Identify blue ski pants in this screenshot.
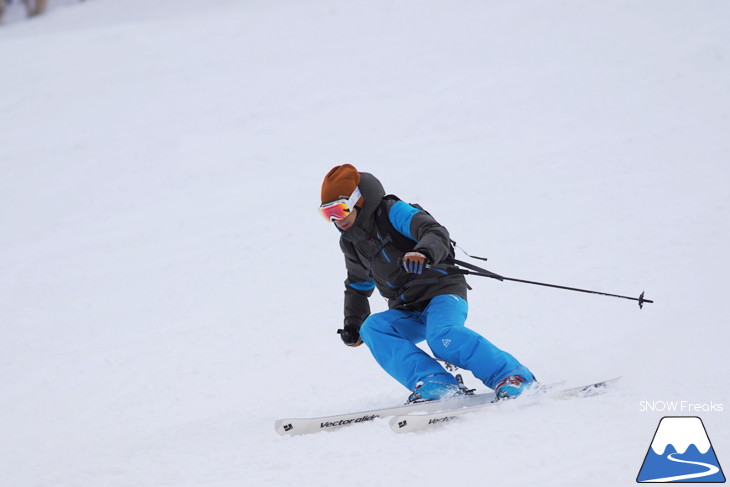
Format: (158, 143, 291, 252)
(359, 294, 533, 391)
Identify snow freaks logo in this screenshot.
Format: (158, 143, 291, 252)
(637, 416, 725, 483)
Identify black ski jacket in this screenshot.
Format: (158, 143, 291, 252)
(338, 172, 468, 329)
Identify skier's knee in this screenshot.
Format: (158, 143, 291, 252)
(426, 328, 458, 362)
(427, 327, 482, 366)
(359, 315, 385, 343)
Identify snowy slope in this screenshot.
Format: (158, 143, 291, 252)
(1, 1, 729, 486)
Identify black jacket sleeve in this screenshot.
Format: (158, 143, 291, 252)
(408, 210, 453, 265)
(340, 238, 374, 328)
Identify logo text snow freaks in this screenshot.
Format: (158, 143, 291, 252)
(320, 414, 377, 429)
(637, 416, 725, 483)
(640, 401, 724, 413)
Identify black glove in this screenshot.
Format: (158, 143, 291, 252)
(337, 323, 362, 347)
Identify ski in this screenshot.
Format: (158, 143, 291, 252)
(275, 380, 565, 436)
(275, 391, 498, 436)
(389, 377, 620, 434)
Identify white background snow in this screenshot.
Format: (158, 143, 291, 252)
(1, 1, 729, 486)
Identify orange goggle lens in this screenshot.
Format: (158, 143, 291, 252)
(319, 186, 361, 222)
(319, 201, 351, 221)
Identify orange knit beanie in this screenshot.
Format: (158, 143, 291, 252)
(321, 164, 364, 206)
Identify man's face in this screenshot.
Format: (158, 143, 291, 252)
(334, 207, 358, 231)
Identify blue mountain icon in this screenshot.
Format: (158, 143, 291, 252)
(637, 417, 725, 483)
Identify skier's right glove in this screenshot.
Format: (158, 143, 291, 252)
(403, 251, 428, 274)
(337, 323, 363, 347)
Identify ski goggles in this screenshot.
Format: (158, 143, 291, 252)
(319, 187, 362, 222)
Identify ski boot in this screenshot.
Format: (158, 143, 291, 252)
(407, 374, 473, 404)
(494, 375, 535, 400)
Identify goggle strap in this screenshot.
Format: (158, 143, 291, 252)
(347, 186, 362, 208)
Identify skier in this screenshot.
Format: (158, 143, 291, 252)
(319, 164, 536, 402)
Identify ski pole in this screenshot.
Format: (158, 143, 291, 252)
(429, 261, 654, 309)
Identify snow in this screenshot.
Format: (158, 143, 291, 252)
(1, 1, 729, 486)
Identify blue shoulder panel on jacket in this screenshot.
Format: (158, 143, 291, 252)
(388, 201, 422, 242)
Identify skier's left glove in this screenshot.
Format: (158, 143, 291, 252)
(337, 323, 363, 347)
(403, 251, 428, 274)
